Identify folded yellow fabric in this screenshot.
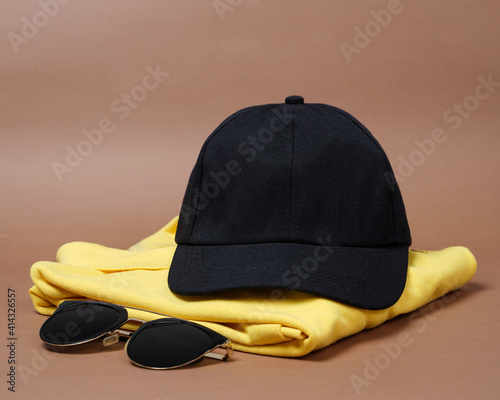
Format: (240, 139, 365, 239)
(29, 216, 477, 357)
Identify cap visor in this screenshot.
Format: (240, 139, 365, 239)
(168, 242, 408, 310)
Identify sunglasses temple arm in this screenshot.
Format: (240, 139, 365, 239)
(204, 341, 233, 361)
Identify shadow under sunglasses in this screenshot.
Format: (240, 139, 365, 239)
(39, 300, 233, 369)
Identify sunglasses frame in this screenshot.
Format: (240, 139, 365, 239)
(39, 300, 233, 369)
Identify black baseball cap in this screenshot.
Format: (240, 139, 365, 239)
(168, 96, 411, 310)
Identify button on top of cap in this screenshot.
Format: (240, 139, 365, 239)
(285, 95, 304, 104)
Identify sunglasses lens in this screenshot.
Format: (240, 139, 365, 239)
(126, 319, 225, 369)
(40, 303, 125, 345)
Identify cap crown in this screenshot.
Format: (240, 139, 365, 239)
(176, 101, 411, 248)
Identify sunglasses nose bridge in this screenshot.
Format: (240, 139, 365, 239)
(103, 333, 120, 347)
(127, 317, 146, 324)
(107, 317, 147, 344)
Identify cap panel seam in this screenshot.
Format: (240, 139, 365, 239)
(288, 105, 296, 240)
(314, 104, 399, 243)
(189, 105, 267, 242)
(282, 112, 288, 239)
(293, 105, 302, 239)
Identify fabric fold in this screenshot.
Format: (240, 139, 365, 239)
(29, 217, 477, 357)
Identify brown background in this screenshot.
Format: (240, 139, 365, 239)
(1, 1, 499, 399)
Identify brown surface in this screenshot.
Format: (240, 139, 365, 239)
(1, 1, 499, 399)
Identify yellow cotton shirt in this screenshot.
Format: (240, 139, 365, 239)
(29, 216, 477, 357)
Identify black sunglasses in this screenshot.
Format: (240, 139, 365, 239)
(39, 300, 233, 369)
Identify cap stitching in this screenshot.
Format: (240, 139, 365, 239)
(314, 104, 399, 243)
(176, 243, 407, 299)
(188, 105, 266, 242)
(288, 105, 296, 240)
(293, 105, 301, 239)
(281, 107, 288, 239)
